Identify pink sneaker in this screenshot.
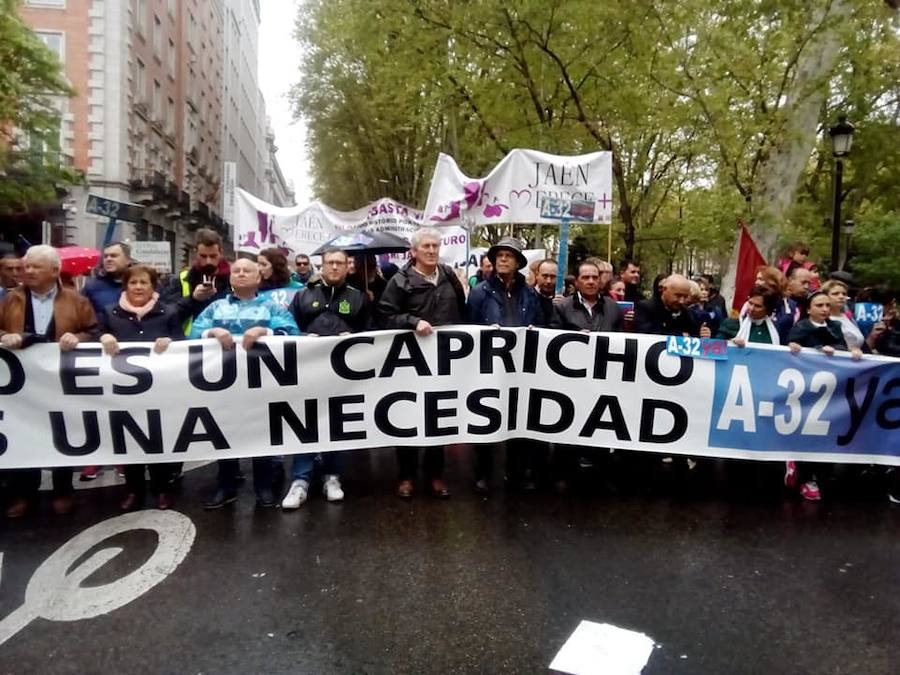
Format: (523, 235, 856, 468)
(784, 461, 797, 488)
(800, 481, 821, 501)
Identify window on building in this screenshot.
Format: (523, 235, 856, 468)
(34, 32, 65, 63)
(135, 59, 146, 103)
(167, 38, 175, 79)
(188, 12, 197, 48)
(166, 97, 174, 134)
(153, 15, 162, 59)
(135, 0, 146, 36)
(26, 0, 66, 7)
(152, 80, 161, 120)
(133, 139, 146, 176)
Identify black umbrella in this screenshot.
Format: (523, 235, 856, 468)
(311, 229, 410, 256)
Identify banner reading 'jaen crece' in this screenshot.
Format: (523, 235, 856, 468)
(0, 328, 897, 469)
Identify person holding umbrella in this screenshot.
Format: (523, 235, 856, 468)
(313, 230, 409, 307)
(348, 253, 387, 304)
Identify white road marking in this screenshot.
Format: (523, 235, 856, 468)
(0, 510, 196, 646)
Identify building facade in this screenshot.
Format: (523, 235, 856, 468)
(264, 120, 295, 207)
(18, 0, 281, 269)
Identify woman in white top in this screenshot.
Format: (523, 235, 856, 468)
(822, 279, 865, 349)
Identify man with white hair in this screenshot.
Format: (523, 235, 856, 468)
(0, 245, 98, 518)
(377, 227, 467, 499)
(633, 274, 711, 337)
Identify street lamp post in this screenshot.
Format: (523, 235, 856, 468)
(828, 115, 854, 271)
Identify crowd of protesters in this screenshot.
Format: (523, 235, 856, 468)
(0, 230, 898, 518)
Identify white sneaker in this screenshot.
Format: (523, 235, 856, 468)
(281, 480, 308, 509)
(323, 475, 344, 502)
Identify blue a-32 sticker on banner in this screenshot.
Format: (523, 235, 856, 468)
(666, 336, 728, 361)
(854, 303, 883, 337)
(708, 348, 900, 456)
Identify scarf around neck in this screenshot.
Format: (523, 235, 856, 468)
(736, 314, 780, 345)
(119, 291, 159, 320)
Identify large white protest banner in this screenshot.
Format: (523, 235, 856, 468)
(234, 189, 470, 267)
(0, 329, 897, 469)
(423, 149, 614, 226)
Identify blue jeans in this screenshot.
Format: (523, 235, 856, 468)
(291, 452, 341, 483)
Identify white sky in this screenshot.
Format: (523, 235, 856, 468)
(258, 0, 312, 206)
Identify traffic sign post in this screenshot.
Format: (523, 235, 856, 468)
(85, 194, 145, 248)
(556, 218, 570, 295)
(102, 219, 118, 248)
(540, 197, 595, 295)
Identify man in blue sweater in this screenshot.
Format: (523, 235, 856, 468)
(191, 257, 299, 509)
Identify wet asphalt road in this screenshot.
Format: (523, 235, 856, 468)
(1, 447, 900, 674)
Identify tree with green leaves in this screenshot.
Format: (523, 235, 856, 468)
(291, 0, 898, 288)
(0, 0, 80, 214)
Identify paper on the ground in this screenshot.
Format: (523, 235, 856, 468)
(549, 621, 655, 675)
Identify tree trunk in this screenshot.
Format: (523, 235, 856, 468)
(720, 0, 853, 307)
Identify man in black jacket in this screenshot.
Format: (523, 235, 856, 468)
(282, 248, 369, 510)
(549, 260, 623, 491)
(290, 249, 370, 335)
(532, 258, 558, 325)
(619, 259, 643, 302)
(551, 261, 623, 332)
(377, 227, 467, 499)
(633, 274, 711, 337)
(160, 228, 231, 336)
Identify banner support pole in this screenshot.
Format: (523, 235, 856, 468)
(556, 217, 570, 295)
(607, 220, 612, 264)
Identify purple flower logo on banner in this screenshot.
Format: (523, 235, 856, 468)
(431, 181, 486, 222)
(241, 211, 277, 250)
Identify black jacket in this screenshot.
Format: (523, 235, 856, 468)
(875, 323, 900, 357)
(467, 274, 546, 327)
(99, 301, 183, 342)
(348, 273, 387, 305)
(160, 261, 231, 324)
(551, 293, 622, 332)
(633, 296, 699, 336)
(289, 280, 370, 335)
(624, 283, 643, 303)
(787, 319, 848, 350)
(377, 261, 467, 329)
(536, 292, 555, 327)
